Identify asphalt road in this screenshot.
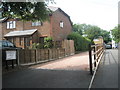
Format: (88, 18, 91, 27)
(2, 52, 92, 88)
(91, 49, 118, 88)
(2, 69, 92, 88)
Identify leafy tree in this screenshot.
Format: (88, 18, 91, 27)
(111, 25, 120, 43)
(1, 1, 54, 21)
(84, 25, 101, 40)
(73, 24, 83, 35)
(72, 23, 111, 43)
(100, 30, 111, 44)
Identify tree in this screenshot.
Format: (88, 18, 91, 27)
(1, 1, 54, 21)
(72, 23, 111, 43)
(100, 30, 111, 43)
(111, 25, 120, 43)
(84, 25, 101, 40)
(73, 24, 86, 35)
(72, 23, 92, 35)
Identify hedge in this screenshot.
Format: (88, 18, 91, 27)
(67, 32, 92, 51)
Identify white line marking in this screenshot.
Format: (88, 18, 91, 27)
(88, 51, 104, 90)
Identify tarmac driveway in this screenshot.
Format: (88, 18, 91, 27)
(2, 52, 92, 88)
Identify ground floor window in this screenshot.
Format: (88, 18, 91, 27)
(24, 37, 30, 46)
(19, 37, 23, 46)
(13, 38, 16, 45)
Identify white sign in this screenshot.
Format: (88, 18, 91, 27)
(6, 51, 16, 60)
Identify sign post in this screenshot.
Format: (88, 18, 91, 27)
(5, 50, 17, 69)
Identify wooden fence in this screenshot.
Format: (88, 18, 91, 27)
(89, 44, 105, 75)
(17, 40, 75, 65)
(18, 47, 74, 65)
(2, 40, 75, 67)
(62, 40, 75, 56)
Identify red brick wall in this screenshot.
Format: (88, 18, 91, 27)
(22, 21, 51, 37)
(51, 9, 72, 41)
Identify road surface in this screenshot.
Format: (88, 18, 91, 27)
(2, 52, 92, 88)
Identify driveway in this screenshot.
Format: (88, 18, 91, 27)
(29, 51, 89, 71)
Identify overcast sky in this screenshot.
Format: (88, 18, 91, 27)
(48, 0, 119, 31)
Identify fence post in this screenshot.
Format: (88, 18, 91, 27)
(35, 49, 38, 63)
(89, 44, 93, 75)
(17, 49, 19, 65)
(94, 46, 96, 67)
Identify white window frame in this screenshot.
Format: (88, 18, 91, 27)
(7, 21, 16, 29)
(60, 21, 64, 28)
(32, 21, 42, 26)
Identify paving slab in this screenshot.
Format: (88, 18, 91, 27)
(91, 49, 118, 88)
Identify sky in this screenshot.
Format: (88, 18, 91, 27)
(48, 0, 119, 31)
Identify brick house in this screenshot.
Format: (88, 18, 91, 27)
(1, 6, 72, 49)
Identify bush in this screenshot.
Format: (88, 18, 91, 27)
(30, 43, 44, 49)
(30, 37, 53, 49)
(44, 37, 53, 48)
(67, 32, 91, 51)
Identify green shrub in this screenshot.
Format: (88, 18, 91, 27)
(67, 32, 92, 51)
(31, 43, 44, 49)
(30, 37, 53, 49)
(44, 37, 53, 48)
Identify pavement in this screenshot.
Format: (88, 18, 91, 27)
(2, 49, 119, 88)
(91, 49, 118, 88)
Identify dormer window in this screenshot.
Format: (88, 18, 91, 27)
(7, 21, 16, 29)
(60, 21, 64, 28)
(32, 21, 42, 26)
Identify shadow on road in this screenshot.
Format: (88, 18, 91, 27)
(3, 68, 92, 88)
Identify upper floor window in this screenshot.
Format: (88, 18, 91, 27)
(7, 21, 16, 29)
(32, 21, 42, 26)
(60, 21, 64, 28)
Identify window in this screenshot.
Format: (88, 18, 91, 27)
(7, 21, 16, 29)
(25, 37, 30, 46)
(13, 38, 16, 45)
(19, 37, 23, 46)
(60, 21, 64, 28)
(32, 21, 42, 26)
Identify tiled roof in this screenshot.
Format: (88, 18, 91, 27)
(4, 29, 37, 37)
